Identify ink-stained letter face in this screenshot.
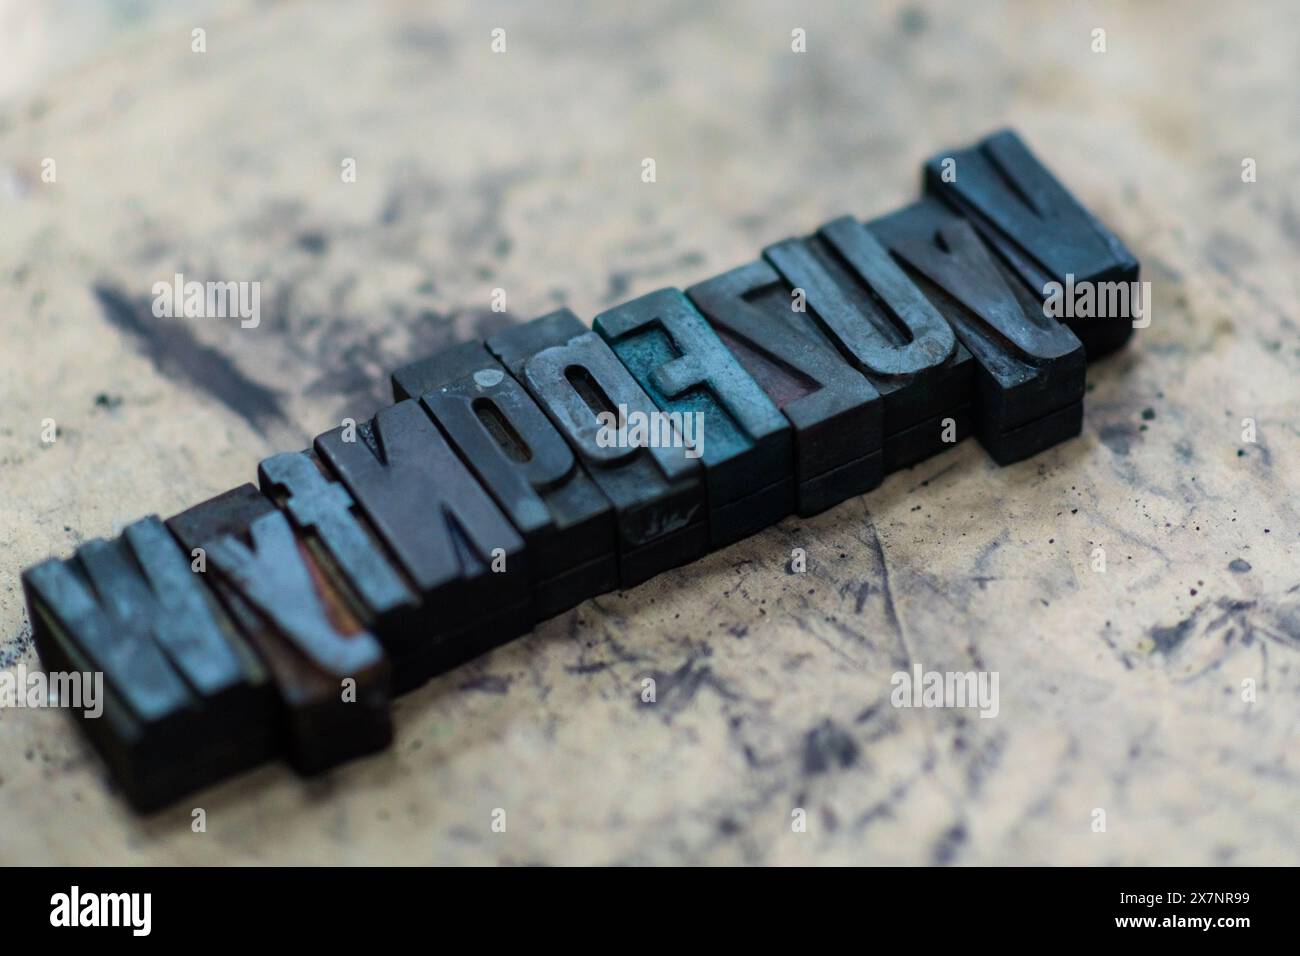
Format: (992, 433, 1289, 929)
(259, 450, 414, 621)
(167, 484, 392, 773)
(392, 340, 617, 618)
(594, 288, 793, 544)
(21, 515, 275, 810)
(923, 128, 1140, 358)
(688, 260, 883, 516)
(763, 218, 976, 472)
(205, 512, 384, 679)
(488, 309, 709, 586)
(868, 199, 1086, 464)
(315, 401, 532, 685)
(316, 401, 526, 596)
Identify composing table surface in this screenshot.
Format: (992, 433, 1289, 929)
(0, 0, 1296, 865)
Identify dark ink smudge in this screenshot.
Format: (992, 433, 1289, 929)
(93, 283, 292, 439)
(802, 719, 859, 774)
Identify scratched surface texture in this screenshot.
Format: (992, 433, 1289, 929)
(0, 0, 1297, 865)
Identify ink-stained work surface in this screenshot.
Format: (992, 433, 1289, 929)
(0, 1, 1297, 865)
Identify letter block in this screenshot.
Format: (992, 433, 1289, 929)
(593, 289, 794, 545)
(21, 516, 277, 811)
(315, 401, 533, 689)
(687, 260, 884, 517)
(488, 309, 709, 587)
(763, 218, 976, 472)
(868, 199, 1086, 464)
(392, 341, 619, 620)
(167, 484, 392, 773)
(259, 448, 425, 645)
(924, 128, 1141, 358)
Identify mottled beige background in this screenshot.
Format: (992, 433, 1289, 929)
(0, 0, 1296, 865)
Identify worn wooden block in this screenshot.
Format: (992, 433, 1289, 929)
(487, 309, 709, 587)
(869, 199, 1087, 464)
(166, 485, 392, 773)
(392, 341, 619, 619)
(764, 217, 977, 472)
(259, 448, 426, 652)
(314, 401, 533, 688)
(20, 516, 276, 811)
(924, 128, 1141, 359)
(593, 288, 794, 544)
(686, 260, 883, 516)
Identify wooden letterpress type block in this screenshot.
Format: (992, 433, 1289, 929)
(21, 516, 276, 811)
(392, 341, 619, 620)
(593, 289, 794, 546)
(868, 200, 1086, 464)
(924, 128, 1141, 359)
(314, 401, 532, 689)
(764, 218, 977, 473)
(487, 309, 709, 587)
(167, 485, 392, 773)
(259, 448, 423, 648)
(687, 260, 884, 517)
